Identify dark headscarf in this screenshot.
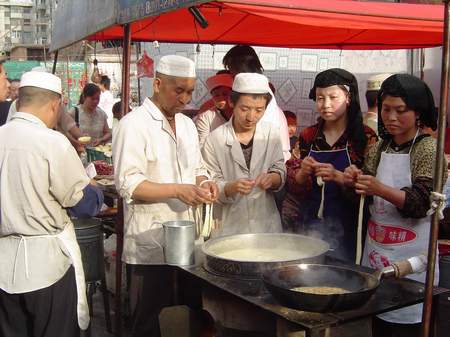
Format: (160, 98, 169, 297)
(309, 68, 367, 154)
(377, 74, 437, 140)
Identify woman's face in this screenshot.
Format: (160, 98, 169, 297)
(83, 91, 100, 111)
(211, 86, 231, 111)
(380, 95, 418, 140)
(315, 85, 349, 123)
(288, 124, 297, 138)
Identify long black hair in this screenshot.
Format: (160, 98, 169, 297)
(222, 45, 263, 74)
(309, 68, 367, 155)
(377, 74, 437, 140)
(79, 83, 101, 104)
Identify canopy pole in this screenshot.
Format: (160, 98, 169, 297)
(114, 23, 131, 337)
(136, 42, 142, 105)
(52, 50, 58, 74)
(421, 1, 450, 337)
(120, 24, 132, 118)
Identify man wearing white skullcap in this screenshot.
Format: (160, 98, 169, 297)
(222, 45, 291, 161)
(113, 55, 218, 337)
(194, 72, 233, 147)
(0, 71, 103, 336)
(202, 73, 286, 237)
(364, 73, 392, 135)
(5, 67, 85, 152)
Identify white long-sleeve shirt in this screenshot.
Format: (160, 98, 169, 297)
(113, 98, 208, 264)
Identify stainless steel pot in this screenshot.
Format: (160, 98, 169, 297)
(202, 233, 329, 279)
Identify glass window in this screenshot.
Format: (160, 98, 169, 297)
(10, 6, 22, 14)
(10, 18, 21, 26)
(11, 30, 21, 39)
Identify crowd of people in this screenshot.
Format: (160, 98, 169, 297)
(0, 44, 447, 337)
(111, 47, 445, 337)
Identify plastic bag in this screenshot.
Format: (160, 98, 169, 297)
(137, 51, 154, 78)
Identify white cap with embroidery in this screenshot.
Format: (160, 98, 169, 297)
(20, 71, 62, 95)
(367, 73, 392, 91)
(31, 66, 49, 72)
(232, 73, 270, 94)
(156, 55, 196, 78)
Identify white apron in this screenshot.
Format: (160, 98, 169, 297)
(362, 138, 438, 324)
(13, 223, 90, 330)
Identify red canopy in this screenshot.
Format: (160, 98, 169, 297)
(89, 0, 444, 50)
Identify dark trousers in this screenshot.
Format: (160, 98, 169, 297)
(373, 317, 421, 337)
(0, 266, 79, 337)
(128, 264, 175, 337)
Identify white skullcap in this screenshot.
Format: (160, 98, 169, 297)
(232, 73, 270, 94)
(156, 55, 196, 78)
(206, 73, 233, 93)
(20, 71, 62, 95)
(31, 66, 49, 73)
(367, 73, 392, 91)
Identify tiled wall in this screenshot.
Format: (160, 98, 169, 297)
(141, 43, 411, 131)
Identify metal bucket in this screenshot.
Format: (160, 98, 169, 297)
(163, 220, 195, 266)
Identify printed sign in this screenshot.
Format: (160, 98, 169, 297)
(368, 250, 390, 268)
(368, 220, 417, 245)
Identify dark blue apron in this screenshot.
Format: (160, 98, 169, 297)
(298, 145, 357, 262)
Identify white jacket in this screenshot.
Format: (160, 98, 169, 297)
(194, 108, 227, 148)
(113, 98, 208, 264)
(263, 92, 291, 162)
(202, 119, 286, 237)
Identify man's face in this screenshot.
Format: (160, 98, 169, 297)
(0, 65, 11, 102)
(231, 94, 267, 132)
(154, 75, 196, 117)
(9, 80, 19, 101)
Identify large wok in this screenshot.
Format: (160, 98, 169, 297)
(262, 264, 395, 312)
(202, 233, 329, 279)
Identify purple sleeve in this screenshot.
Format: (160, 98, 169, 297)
(68, 185, 104, 218)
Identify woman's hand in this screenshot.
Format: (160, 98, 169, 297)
(295, 156, 317, 184)
(343, 165, 362, 188)
(91, 138, 102, 147)
(354, 175, 384, 196)
(314, 163, 337, 182)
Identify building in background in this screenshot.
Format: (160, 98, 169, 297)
(0, 0, 56, 60)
